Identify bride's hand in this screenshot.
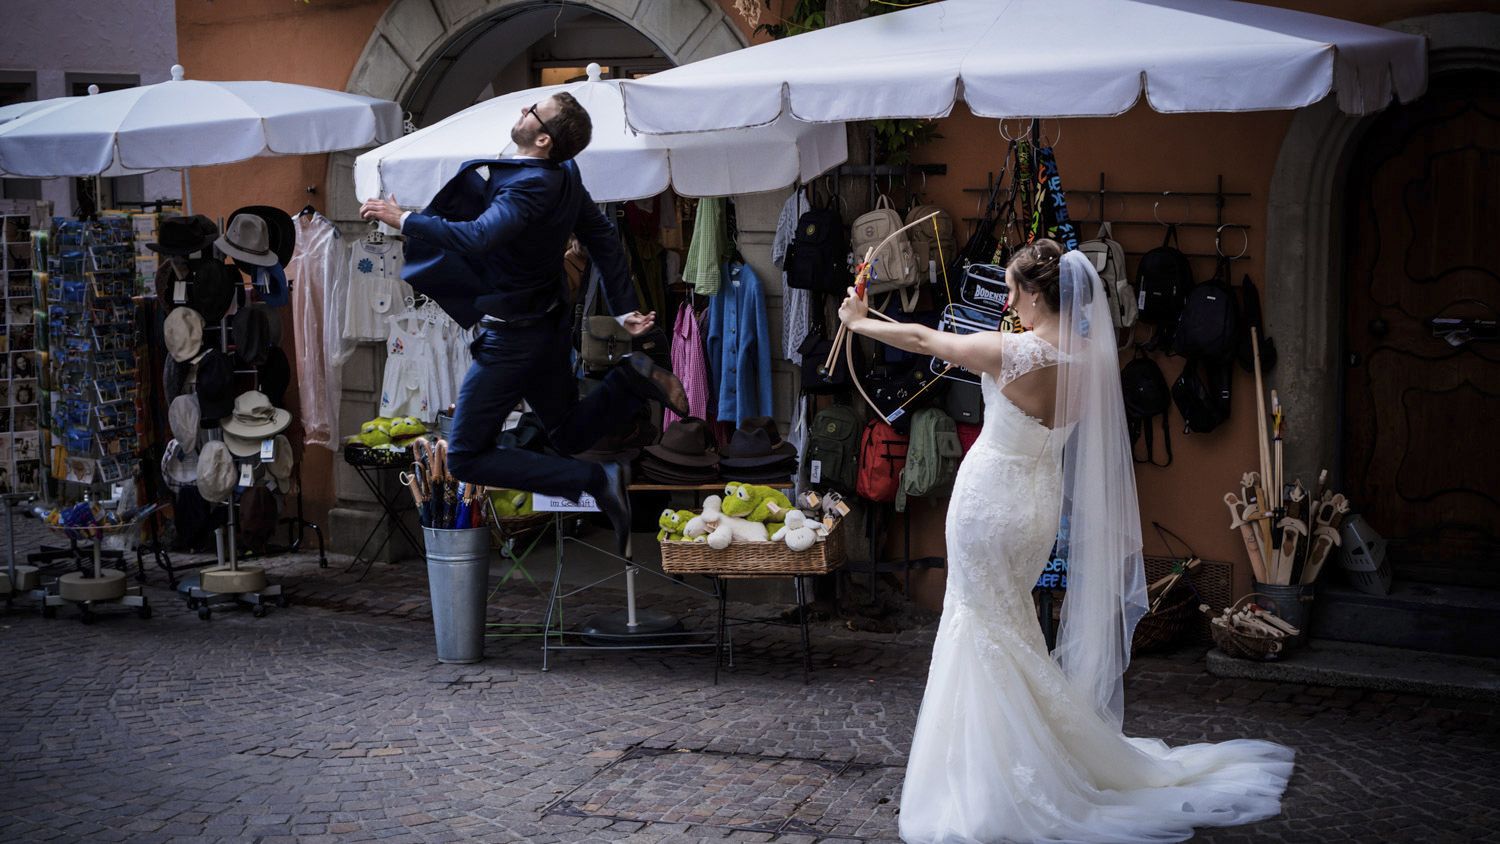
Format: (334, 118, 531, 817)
(838, 286, 868, 328)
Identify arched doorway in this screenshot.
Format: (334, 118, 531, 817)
(1341, 69, 1500, 587)
(1263, 13, 1500, 566)
(331, 0, 747, 219)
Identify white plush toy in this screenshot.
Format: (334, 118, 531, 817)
(770, 510, 825, 552)
(684, 494, 769, 550)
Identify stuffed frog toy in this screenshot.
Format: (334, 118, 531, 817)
(387, 416, 428, 446)
(656, 508, 699, 542)
(721, 482, 792, 528)
(684, 494, 768, 549)
(487, 488, 533, 517)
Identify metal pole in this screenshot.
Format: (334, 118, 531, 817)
(624, 565, 639, 628)
(182, 169, 193, 215)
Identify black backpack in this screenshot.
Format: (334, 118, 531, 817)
(1235, 274, 1277, 374)
(1174, 260, 1240, 362)
(785, 206, 851, 295)
(1135, 224, 1193, 336)
(1121, 355, 1172, 467)
(1171, 361, 1228, 435)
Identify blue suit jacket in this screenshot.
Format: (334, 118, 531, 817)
(401, 158, 636, 328)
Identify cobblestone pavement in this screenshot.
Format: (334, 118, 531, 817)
(2, 537, 1498, 843)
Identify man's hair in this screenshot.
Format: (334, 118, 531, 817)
(545, 92, 592, 162)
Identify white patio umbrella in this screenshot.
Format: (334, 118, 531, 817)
(0, 88, 148, 177)
(355, 63, 847, 208)
(620, 0, 1428, 134)
(0, 65, 402, 199)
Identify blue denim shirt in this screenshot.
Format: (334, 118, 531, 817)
(707, 261, 774, 426)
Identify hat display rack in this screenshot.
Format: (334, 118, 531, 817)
(172, 207, 314, 621)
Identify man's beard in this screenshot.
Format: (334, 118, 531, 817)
(510, 122, 538, 149)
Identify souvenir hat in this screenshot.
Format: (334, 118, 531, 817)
(194, 349, 236, 424)
(230, 205, 295, 267)
(220, 390, 292, 442)
(215, 213, 278, 266)
(195, 440, 236, 503)
(147, 214, 219, 256)
(168, 394, 201, 454)
(187, 258, 239, 324)
(739, 416, 796, 457)
(258, 346, 291, 408)
(718, 426, 787, 469)
(231, 302, 281, 365)
(235, 261, 289, 308)
(643, 418, 718, 468)
(163, 306, 204, 363)
(163, 355, 190, 401)
(267, 434, 294, 493)
(160, 439, 199, 493)
(155, 256, 190, 299)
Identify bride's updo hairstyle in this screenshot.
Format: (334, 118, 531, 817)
(1006, 239, 1065, 312)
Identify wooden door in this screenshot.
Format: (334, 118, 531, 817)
(1343, 70, 1500, 587)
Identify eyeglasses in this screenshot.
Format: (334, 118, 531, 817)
(526, 103, 556, 139)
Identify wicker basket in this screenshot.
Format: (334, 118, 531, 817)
(1207, 594, 1288, 661)
(660, 520, 846, 576)
(1131, 587, 1198, 655)
(343, 443, 413, 468)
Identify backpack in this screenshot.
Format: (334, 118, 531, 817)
(1172, 361, 1228, 434)
(1235, 274, 1277, 375)
(944, 379, 984, 424)
(1134, 224, 1193, 337)
(806, 403, 862, 492)
(897, 408, 962, 512)
(1121, 355, 1172, 467)
(855, 418, 909, 503)
(906, 204, 956, 287)
(1078, 222, 1136, 347)
(1173, 260, 1239, 362)
(852, 195, 919, 309)
(785, 205, 851, 295)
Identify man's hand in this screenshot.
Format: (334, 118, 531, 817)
(621, 311, 657, 337)
(359, 194, 404, 229)
(838, 285, 869, 329)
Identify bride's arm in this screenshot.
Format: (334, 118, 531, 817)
(838, 287, 1003, 376)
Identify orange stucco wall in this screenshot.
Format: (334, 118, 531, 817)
(176, 0, 1479, 592)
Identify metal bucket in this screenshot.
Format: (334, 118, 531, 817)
(424, 527, 491, 664)
(1251, 581, 1316, 649)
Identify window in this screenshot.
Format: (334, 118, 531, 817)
(65, 73, 145, 212)
(0, 72, 41, 201)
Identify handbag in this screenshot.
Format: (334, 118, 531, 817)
(581, 315, 633, 372)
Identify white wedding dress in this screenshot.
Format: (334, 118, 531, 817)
(899, 331, 1294, 844)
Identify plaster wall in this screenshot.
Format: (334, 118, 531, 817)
(0, 0, 182, 208)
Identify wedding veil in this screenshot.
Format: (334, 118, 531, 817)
(1051, 250, 1149, 730)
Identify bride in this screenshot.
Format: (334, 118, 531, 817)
(838, 241, 1293, 843)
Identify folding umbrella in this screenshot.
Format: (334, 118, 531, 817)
(620, 0, 1428, 134)
(355, 63, 847, 207)
(0, 65, 402, 204)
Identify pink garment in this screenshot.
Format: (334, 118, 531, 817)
(287, 213, 344, 449)
(663, 300, 711, 431)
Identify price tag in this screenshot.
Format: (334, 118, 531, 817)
(835, 499, 851, 517)
(809, 459, 822, 484)
(1137, 289, 1147, 310)
(172, 280, 188, 303)
(929, 259, 938, 283)
(237, 463, 255, 488)
(823, 514, 837, 531)
(260, 439, 275, 463)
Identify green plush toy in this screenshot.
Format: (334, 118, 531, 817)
(488, 489, 532, 517)
(721, 482, 791, 529)
(656, 508, 698, 542)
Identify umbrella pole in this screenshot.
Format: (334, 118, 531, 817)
(181, 168, 193, 215)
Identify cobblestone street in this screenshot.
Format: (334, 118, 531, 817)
(2, 540, 1498, 844)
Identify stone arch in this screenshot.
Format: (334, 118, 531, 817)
(1264, 12, 1500, 487)
(329, 0, 747, 219)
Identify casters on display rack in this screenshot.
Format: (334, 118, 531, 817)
(177, 570, 286, 621)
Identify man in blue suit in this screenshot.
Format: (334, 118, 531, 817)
(360, 92, 686, 554)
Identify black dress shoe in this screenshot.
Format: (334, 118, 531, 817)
(596, 461, 632, 557)
(619, 353, 690, 417)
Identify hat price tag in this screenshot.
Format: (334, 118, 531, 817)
(260, 439, 275, 463)
(237, 462, 255, 488)
(172, 280, 188, 303)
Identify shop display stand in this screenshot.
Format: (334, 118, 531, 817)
(538, 487, 723, 672)
(1, 493, 42, 607)
(36, 508, 152, 623)
(177, 259, 285, 620)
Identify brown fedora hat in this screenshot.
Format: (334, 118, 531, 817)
(643, 418, 719, 469)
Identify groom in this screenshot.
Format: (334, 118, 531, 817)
(360, 92, 687, 554)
